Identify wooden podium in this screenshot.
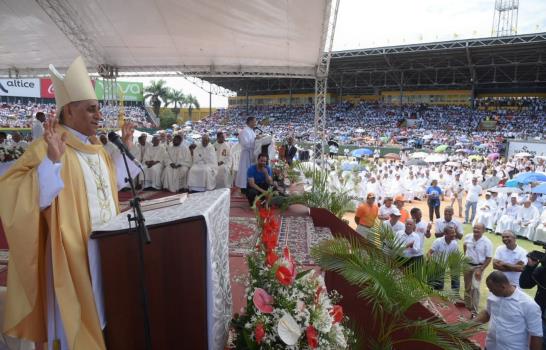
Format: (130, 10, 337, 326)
(91, 189, 232, 350)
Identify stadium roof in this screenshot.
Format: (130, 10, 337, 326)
(206, 32, 546, 95)
(0, 0, 332, 78)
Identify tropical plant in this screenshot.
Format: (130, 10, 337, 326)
(310, 221, 480, 350)
(184, 94, 200, 122)
(289, 165, 354, 219)
(143, 79, 169, 117)
(165, 88, 186, 117)
(159, 108, 177, 129)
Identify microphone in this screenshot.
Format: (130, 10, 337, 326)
(254, 127, 264, 134)
(107, 131, 138, 163)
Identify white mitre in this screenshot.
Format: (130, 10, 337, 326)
(49, 56, 97, 116)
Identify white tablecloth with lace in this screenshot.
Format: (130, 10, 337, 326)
(94, 188, 232, 350)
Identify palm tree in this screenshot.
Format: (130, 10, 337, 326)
(165, 88, 186, 119)
(311, 221, 479, 349)
(143, 79, 169, 117)
(183, 94, 200, 122)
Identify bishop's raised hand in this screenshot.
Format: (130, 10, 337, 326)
(43, 118, 67, 163)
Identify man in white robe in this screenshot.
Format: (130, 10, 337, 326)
(10, 131, 29, 150)
(31, 111, 46, 140)
(230, 137, 242, 183)
(496, 195, 521, 234)
(473, 192, 497, 230)
(188, 134, 218, 191)
(235, 117, 257, 190)
(532, 209, 546, 243)
(162, 134, 192, 192)
(214, 132, 232, 188)
(516, 199, 540, 239)
(142, 135, 166, 190)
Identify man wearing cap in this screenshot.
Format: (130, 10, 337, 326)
(394, 194, 409, 223)
(378, 196, 395, 220)
(383, 208, 405, 233)
(355, 193, 379, 239)
(0, 57, 139, 349)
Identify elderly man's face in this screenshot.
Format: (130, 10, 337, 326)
(63, 100, 102, 137)
(501, 233, 516, 248)
(473, 224, 485, 240)
(202, 135, 210, 147)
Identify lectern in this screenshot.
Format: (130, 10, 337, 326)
(91, 189, 232, 350)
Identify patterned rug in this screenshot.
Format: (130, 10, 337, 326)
(277, 217, 333, 265)
(229, 217, 258, 256)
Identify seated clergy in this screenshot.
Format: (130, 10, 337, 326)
(215, 131, 232, 188)
(142, 135, 167, 190)
(516, 199, 540, 239)
(473, 192, 497, 231)
(496, 195, 521, 234)
(187, 134, 218, 192)
(246, 153, 273, 206)
(162, 134, 192, 192)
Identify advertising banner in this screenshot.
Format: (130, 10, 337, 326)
(95, 81, 144, 102)
(0, 79, 41, 98)
(40, 78, 55, 99)
(507, 140, 546, 157)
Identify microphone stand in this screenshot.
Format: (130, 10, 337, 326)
(119, 145, 152, 350)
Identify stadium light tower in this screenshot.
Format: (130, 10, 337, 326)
(491, 0, 519, 37)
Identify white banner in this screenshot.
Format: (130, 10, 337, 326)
(507, 140, 546, 157)
(0, 79, 41, 98)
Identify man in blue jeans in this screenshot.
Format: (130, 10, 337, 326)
(245, 153, 273, 205)
(465, 177, 483, 224)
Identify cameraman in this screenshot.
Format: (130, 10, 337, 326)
(520, 252, 546, 350)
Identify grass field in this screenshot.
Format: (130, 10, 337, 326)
(344, 198, 541, 312)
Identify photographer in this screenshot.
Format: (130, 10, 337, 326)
(520, 251, 546, 349)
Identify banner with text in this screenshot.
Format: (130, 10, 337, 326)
(0, 79, 40, 98)
(95, 81, 144, 102)
(507, 140, 546, 157)
(40, 78, 96, 99)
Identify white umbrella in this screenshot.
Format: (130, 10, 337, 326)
(354, 128, 365, 133)
(410, 152, 429, 159)
(515, 152, 532, 158)
(422, 134, 433, 140)
(445, 161, 461, 167)
(489, 186, 522, 194)
(425, 154, 448, 163)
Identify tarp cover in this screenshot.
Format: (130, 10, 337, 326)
(0, 0, 330, 77)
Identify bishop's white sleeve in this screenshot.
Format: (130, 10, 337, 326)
(111, 151, 141, 189)
(38, 157, 64, 210)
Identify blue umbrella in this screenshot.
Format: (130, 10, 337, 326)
(508, 172, 546, 186)
(351, 148, 373, 157)
(532, 183, 546, 194)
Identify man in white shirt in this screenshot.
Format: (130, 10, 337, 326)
(379, 196, 395, 220)
(428, 226, 460, 293)
(476, 271, 543, 350)
(410, 207, 431, 256)
(493, 230, 528, 287)
(465, 177, 483, 224)
(382, 208, 405, 233)
(434, 206, 464, 239)
(463, 223, 493, 314)
(187, 134, 218, 192)
(162, 134, 192, 193)
(31, 111, 45, 140)
(450, 173, 465, 217)
(395, 219, 422, 266)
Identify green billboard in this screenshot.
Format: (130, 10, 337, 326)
(95, 80, 144, 102)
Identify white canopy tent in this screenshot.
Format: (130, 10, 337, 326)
(1, 0, 332, 78)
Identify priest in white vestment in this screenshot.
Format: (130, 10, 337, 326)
(214, 132, 232, 188)
(235, 117, 257, 190)
(495, 195, 521, 234)
(142, 136, 167, 190)
(187, 134, 218, 191)
(230, 138, 242, 183)
(472, 192, 497, 230)
(10, 131, 29, 150)
(516, 199, 540, 239)
(532, 210, 546, 243)
(162, 134, 192, 192)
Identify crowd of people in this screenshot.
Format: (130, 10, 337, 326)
(0, 101, 154, 128)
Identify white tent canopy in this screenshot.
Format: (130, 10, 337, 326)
(0, 0, 331, 78)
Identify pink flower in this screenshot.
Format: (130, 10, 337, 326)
(253, 288, 274, 313)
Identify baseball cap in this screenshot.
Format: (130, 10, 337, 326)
(367, 192, 375, 199)
(390, 208, 401, 216)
